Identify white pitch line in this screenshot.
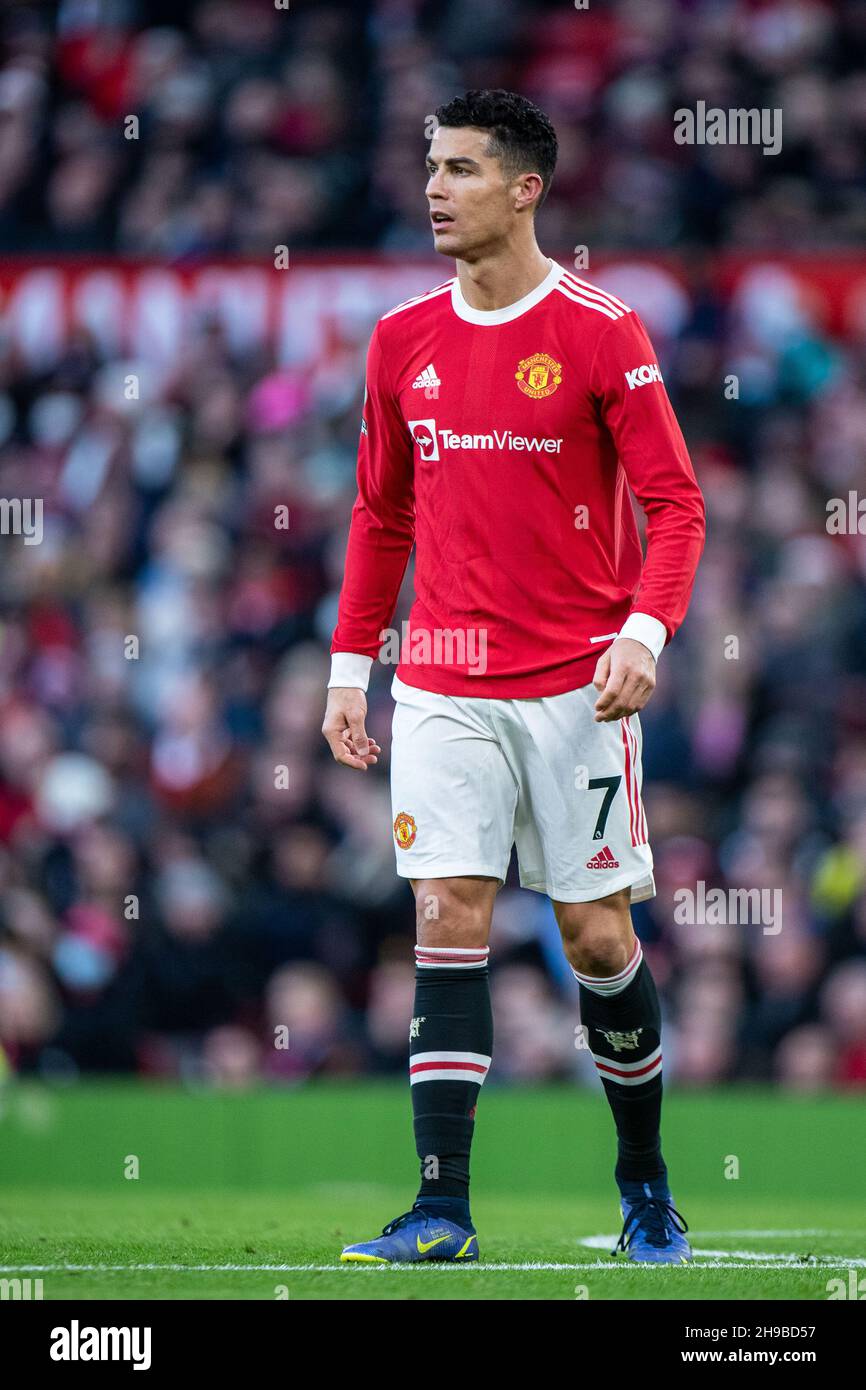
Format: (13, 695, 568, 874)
(0, 1263, 622, 1273)
(700, 1250, 866, 1264)
(692, 1230, 856, 1239)
(0, 1260, 860, 1273)
(579, 1235, 866, 1265)
(4, 1231, 864, 1276)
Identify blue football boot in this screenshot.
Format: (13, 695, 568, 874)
(341, 1206, 479, 1263)
(611, 1178, 692, 1264)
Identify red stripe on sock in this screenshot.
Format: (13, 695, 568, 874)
(409, 1060, 488, 1075)
(595, 1055, 662, 1080)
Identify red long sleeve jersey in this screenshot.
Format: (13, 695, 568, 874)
(331, 259, 706, 697)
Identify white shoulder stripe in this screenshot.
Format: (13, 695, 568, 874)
(561, 271, 631, 314)
(381, 281, 454, 320)
(554, 284, 622, 321)
(561, 273, 631, 315)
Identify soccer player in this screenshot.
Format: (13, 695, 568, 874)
(322, 90, 705, 1265)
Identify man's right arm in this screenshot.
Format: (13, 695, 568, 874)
(322, 321, 415, 770)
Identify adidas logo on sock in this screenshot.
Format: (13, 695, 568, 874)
(412, 363, 441, 389)
(586, 845, 620, 869)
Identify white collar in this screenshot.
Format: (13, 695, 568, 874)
(450, 257, 564, 326)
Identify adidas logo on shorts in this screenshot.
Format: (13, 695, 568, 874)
(586, 845, 620, 869)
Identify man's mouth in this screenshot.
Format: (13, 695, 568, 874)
(430, 212, 454, 231)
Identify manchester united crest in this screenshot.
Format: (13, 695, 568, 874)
(595, 1027, 644, 1053)
(515, 351, 562, 399)
(393, 811, 417, 849)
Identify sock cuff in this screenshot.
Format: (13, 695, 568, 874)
(572, 937, 643, 996)
(591, 1042, 662, 1085)
(415, 944, 490, 970)
(409, 1050, 492, 1085)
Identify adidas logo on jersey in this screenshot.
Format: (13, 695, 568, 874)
(586, 845, 620, 869)
(412, 363, 441, 392)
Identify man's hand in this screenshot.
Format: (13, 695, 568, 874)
(322, 687, 382, 771)
(592, 637, 656, 723)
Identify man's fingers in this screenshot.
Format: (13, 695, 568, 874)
(595, 639, 657, 720)
(594, 669, 626, 713)
(338, 727, 381, 769)
(592, 651, 611, 691)
(322, 719, 378, 771)
(348, 715, 370, 756)
(338, 751, 370, 771)
(324, 730, 360, 767)
(594, 674, 651, 722)
(329, 735, 372, 771)
(614, 673, 644, 710)
(342, 730, 381, 749)
(322, 689, 379, 771)
(341, 729, 380, 762)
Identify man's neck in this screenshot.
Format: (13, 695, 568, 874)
(455, 244, 553, 312)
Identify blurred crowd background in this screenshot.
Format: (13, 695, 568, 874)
(2, 0, 866, 252)
(1, 0, 866, 1093)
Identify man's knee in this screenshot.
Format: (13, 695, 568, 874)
(553, 888, 634, 975)
(411, 876, 498, 947)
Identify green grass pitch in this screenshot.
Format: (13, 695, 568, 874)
(0, 1083, 863, 1300)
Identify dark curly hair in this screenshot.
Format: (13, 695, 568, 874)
(433, 90, 558, 211)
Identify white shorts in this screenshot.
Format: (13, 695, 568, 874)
(389, 674, 655, 904)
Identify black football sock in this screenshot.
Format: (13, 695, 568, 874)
(409, 944, 493, 1227)
(573, 938, 667, 1186)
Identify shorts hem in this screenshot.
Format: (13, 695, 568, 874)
(520, 867, 656, 903)
(393, 860, 507, 883)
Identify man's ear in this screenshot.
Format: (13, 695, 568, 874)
(514, 172, 543, 213)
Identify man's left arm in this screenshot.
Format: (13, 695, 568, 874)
(589, 308, 706, 722)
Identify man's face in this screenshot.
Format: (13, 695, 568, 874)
(425, 125, 520, 260)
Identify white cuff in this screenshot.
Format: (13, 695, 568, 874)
(328, 652, 374, 690)
(616, 613, 667, 662)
